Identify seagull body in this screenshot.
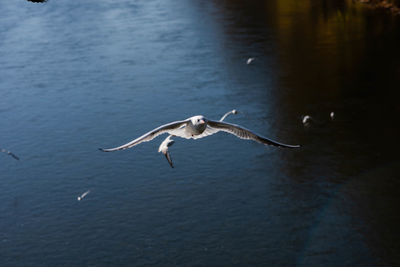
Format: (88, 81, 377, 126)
(330, 112, 335, 120)
(157, 109, 238, 168)
(100, 115, 300, 156)
(1, 148, 19, 160)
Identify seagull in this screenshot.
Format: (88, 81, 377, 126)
(1, 148, 19, 160)
(246, 58, 255, 65)
(158, 109, 239, 168)
(77, 190, 90, 201)
(99, 115, 300, 162)
(302, 113, 335, 126)
(302, 115, 312, 124)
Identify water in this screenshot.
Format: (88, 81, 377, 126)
(1, 0, 400, 266)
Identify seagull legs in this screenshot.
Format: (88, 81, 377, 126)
(158, 110, 238, 168)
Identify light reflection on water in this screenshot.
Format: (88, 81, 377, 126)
(1, 0, 400, 265)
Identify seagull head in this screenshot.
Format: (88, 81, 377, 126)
(190, 115, 208, 132)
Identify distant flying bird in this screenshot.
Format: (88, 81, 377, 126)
(27, 0, 48, 3)
(158, 109, 239, 168)
(77, 190, 90, 201)
(302, 113, 335, 126)
(1, 148, 19, 160)
(99, 115, 300, 164)
(302, 115, 312, 124)
(246, 58, 255, 65)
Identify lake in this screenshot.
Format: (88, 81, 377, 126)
(1, 0, 400, 265)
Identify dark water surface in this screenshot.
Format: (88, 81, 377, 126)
(1, 0, 400, 266)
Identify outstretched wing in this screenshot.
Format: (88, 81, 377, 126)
(207, 120, 300, 148)
(100, 120, 189, 152)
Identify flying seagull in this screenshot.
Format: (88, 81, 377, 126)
(77, 190, 90, 201)
(301, 113, 335, 127)
(99, 115, 300, 162)
(246, 57, 255, 65)
(158, 109, 239, 168)
(302, 115, 312, 124)
(1, 148, 19, 160)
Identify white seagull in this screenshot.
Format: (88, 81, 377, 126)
(99, 115, 300, 161)
(1, 148, 19, 160)
(302, 115, 312, 124)
(246, 57, 255, 65)
(77, 190, 90, 201)
(158, 109, 239, 168)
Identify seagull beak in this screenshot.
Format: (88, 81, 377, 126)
(199, 119, 205, 124)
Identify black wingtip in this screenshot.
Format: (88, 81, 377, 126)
(11, 154, 20, 160)
(269, 143, 301, 149)
(98, 148, 106, 152)
(168, 159, 174, 168)
(164, 153, 174, 168)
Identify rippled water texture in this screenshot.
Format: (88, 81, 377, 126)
(1, 0, 400, 265)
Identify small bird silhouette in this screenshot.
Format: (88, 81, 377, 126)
(27, 0, 48, 3)
(246, 58, 255, 65)
(77, 190, 90, 201)
(1, 148, 19, 160)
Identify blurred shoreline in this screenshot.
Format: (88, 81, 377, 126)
(357, 0, 400, 15)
